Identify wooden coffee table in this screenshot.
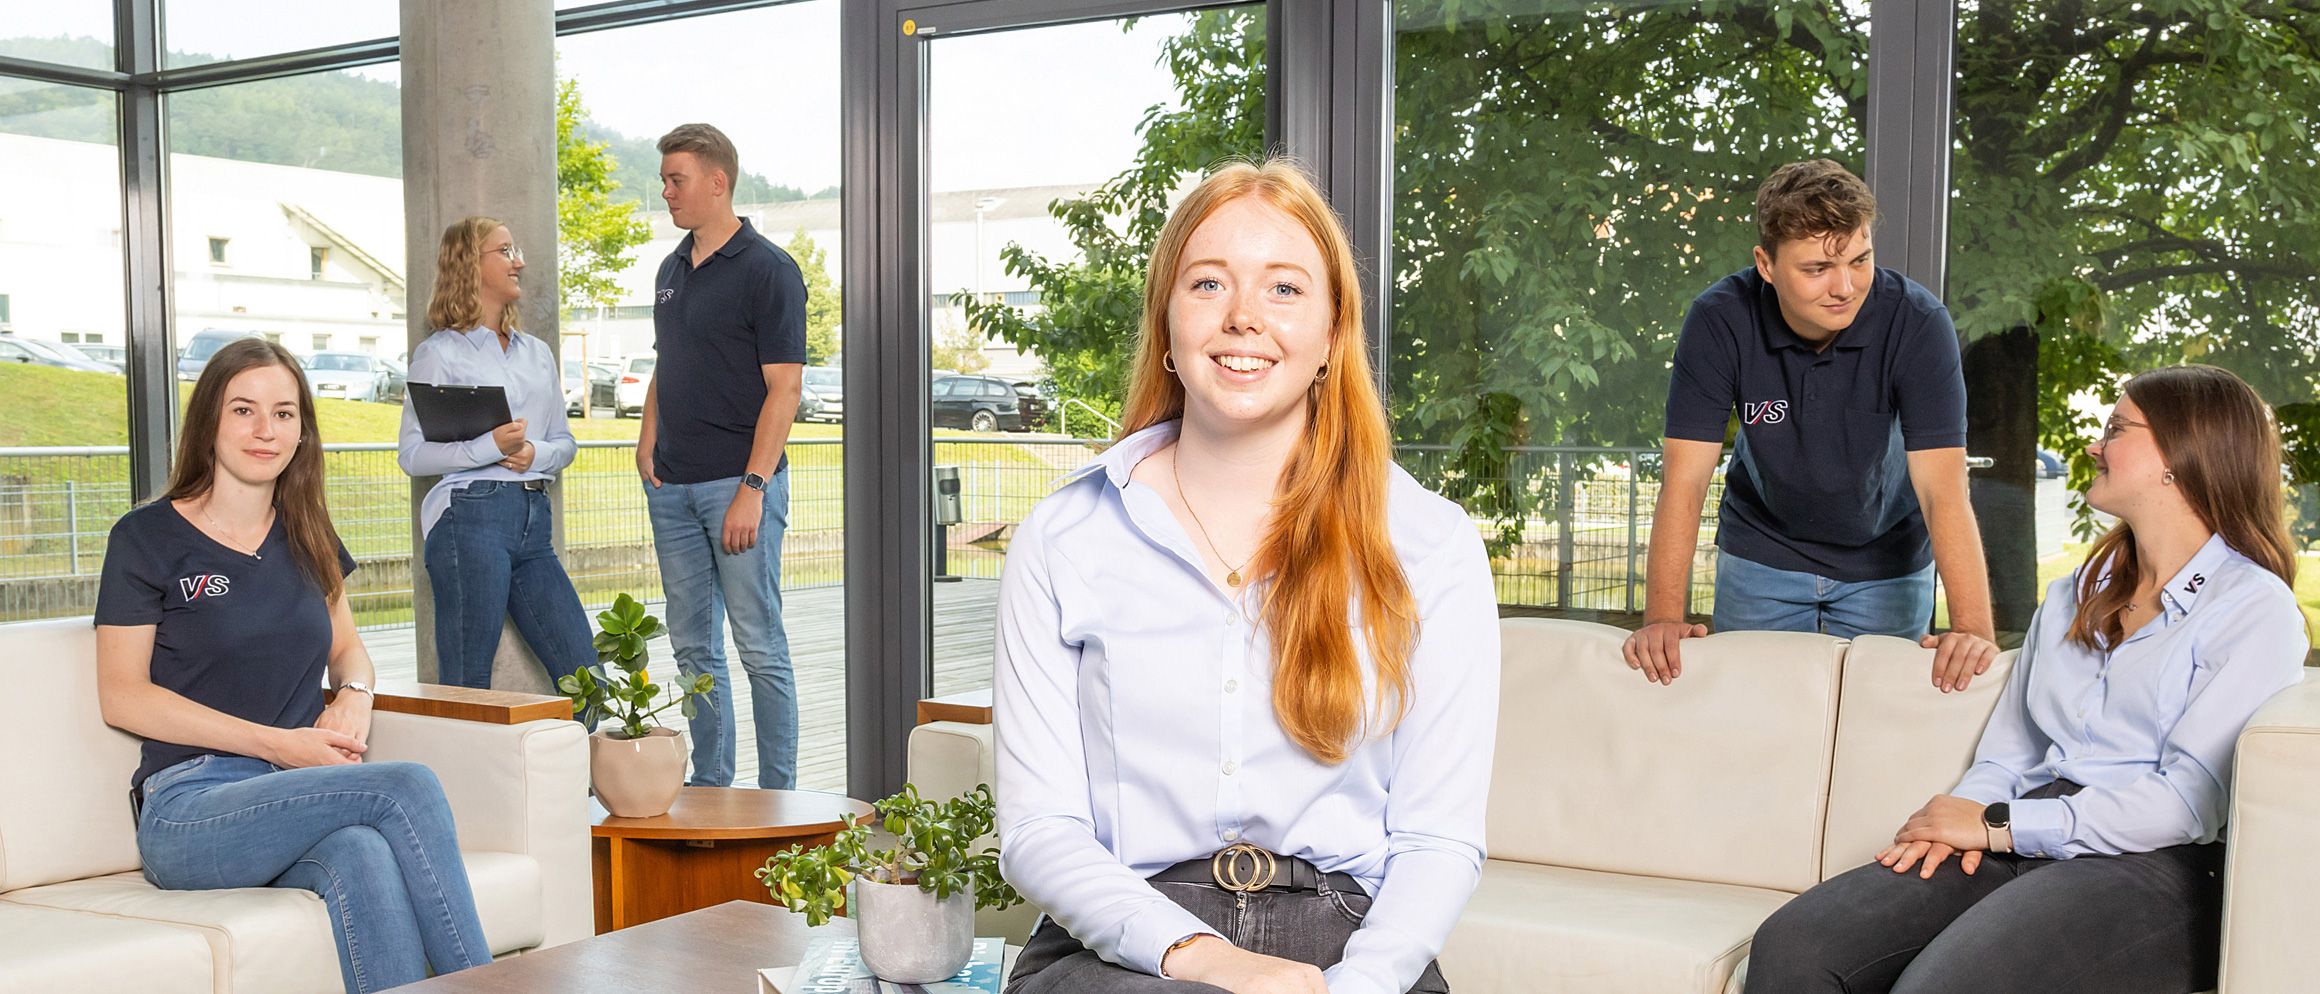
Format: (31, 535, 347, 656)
(402, 900, 846, 992)
(590, 787, 875, 933)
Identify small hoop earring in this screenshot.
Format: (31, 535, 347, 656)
(1313, 364, 1329, 383)
(1162, 354, 1177, 374)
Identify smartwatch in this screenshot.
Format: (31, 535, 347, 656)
(741, 472, 768, 492)
(1981, 801, 2012, 853)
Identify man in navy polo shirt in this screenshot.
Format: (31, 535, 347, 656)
(1622, 159, 1999, 692)
(635, 122, 807, 789)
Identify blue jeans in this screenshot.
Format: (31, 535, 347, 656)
(1711, 549, 1936, 639)
(136, 755, 489, 993)
(423, 481, 595, 691)
(644, 472, 798, 789)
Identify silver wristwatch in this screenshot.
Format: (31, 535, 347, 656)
(335, 680, 374, 698)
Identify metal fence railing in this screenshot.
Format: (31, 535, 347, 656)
(1395, 445, 1725, 616)
(0, 439, 1729, 628)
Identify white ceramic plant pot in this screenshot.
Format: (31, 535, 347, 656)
(854, 878, 975, 984)
(590, 726, 686, 818)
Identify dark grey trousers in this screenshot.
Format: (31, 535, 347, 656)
(1745, 784, 2224, 994)
(1005, 879, 1451, 994)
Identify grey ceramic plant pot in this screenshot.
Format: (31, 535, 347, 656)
(854, 879, 975, 984)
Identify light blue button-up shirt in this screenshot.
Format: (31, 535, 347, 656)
(992, 421, 1501, 994)
(396, 327, 577, 536)
(1951, 533, 2307, 859)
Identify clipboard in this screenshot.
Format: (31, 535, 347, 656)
(406, 383, 513, 443)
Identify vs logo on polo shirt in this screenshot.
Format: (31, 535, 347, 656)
(657, 288, 677, 304)
(179, 574, 231, 600)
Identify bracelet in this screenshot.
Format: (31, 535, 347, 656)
(1160, 933, 1207, 978)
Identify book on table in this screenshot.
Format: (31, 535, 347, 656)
(757, 936, 1005, 994)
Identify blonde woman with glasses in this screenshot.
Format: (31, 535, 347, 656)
(398, 217, 592, 691)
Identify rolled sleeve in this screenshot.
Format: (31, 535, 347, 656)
(1324, 521, 1499, 994)
(993, 504, 1216, 977)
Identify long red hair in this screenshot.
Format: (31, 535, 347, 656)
(1120, 161, 1416, 764)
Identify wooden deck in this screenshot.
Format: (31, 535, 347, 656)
(363, 579, 1003, 792)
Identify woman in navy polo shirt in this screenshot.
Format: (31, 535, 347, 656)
(1745, 364, 2307, 993)
(398, 216, 592, 691)
(96, 338, 488, 993)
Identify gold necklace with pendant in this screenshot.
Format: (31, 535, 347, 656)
(1171, 449, 1254, 588)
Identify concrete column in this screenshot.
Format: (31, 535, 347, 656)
(401, 0, 562, 691)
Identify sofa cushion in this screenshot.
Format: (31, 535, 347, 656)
(2221, 679, 2320, 994)
(0, 618, 146, 893)
(1820, 637, 2016, 881)
(1440, 860, 1791, 994)
(1491, 619, 1843, 893)
(0, 902, 216, 994)
(4, 852, 543, 993)
(908, 720, 996, 805)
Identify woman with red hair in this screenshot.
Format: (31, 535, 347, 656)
(993, 160, 1500, 994)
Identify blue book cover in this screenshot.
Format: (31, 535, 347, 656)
(785, 936, 1005, 994)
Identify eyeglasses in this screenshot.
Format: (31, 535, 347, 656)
(2099, 415, 2149, 444)
(493, 245, 524, 264)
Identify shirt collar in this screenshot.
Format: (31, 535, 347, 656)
(675, 216, 759, 263)
(1061, 419, 1178, 490)
(2156, 532, 2233, 616)
(452, 326, 522, 350)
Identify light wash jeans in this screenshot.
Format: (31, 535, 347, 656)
(643, 471, 798, 789)
(135, 755, 489, 993)
(1711, 549, 1937, 639)
(423, 481, 595, 691)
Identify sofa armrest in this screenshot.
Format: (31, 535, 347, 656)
(2220, 677, 2320, 992)
(366, 707, 591, 949)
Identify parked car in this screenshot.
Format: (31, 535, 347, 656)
(378, 354, 408, 403)
(177, 328, 264, 381)
(0, 336, 118, 374)
(2035, 448, 2066, 479)
(802, 365, 844, 423)
(930, 374, 1026, 433)
(613, 354, 655, 418)
(302, 351, 394, 403)
(796, 384, 826, 423)
(69, 343, 127, 372)
(564, 359, 616, 416)
(1010, 380, 1050, 431)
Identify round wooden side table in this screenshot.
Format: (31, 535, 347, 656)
(590, 786, 874, 933)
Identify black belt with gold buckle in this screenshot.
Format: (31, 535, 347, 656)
(1146, 844, 1360, 894)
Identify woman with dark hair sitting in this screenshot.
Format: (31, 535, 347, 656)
(993, 160, 1499, 994)
(1746, 363, 2308, 993)
(96, 338, 488, 993)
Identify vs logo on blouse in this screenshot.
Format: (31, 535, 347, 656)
(179, 574, 231, 600)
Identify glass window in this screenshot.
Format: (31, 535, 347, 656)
(311, 246, 329, 279)
(0, 6, 114, 69)
(161, 1, 398, 67)
(166, 63, 407, 631)
(1388, 0, 1869, 618)
(1949, 0, 2320, 634)
(0, 78, 130, 623)
(557, 1, 846, 790)
(928, 8, 1270, 695)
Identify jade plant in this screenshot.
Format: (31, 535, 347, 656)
(556, 593, 715, 740)
(756, 783, 1022, 926)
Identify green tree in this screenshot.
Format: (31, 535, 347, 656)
(556, 77, 652, 313)
(965, 0, 2320, 557)
(786, 227, 842, 364)
(960, 10, 1268, 421)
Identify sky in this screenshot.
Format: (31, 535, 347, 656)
(1, 0, 1199, 195)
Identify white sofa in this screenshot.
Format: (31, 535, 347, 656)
(0, 618, 592, 994)
(917, 617, 2320, 993)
